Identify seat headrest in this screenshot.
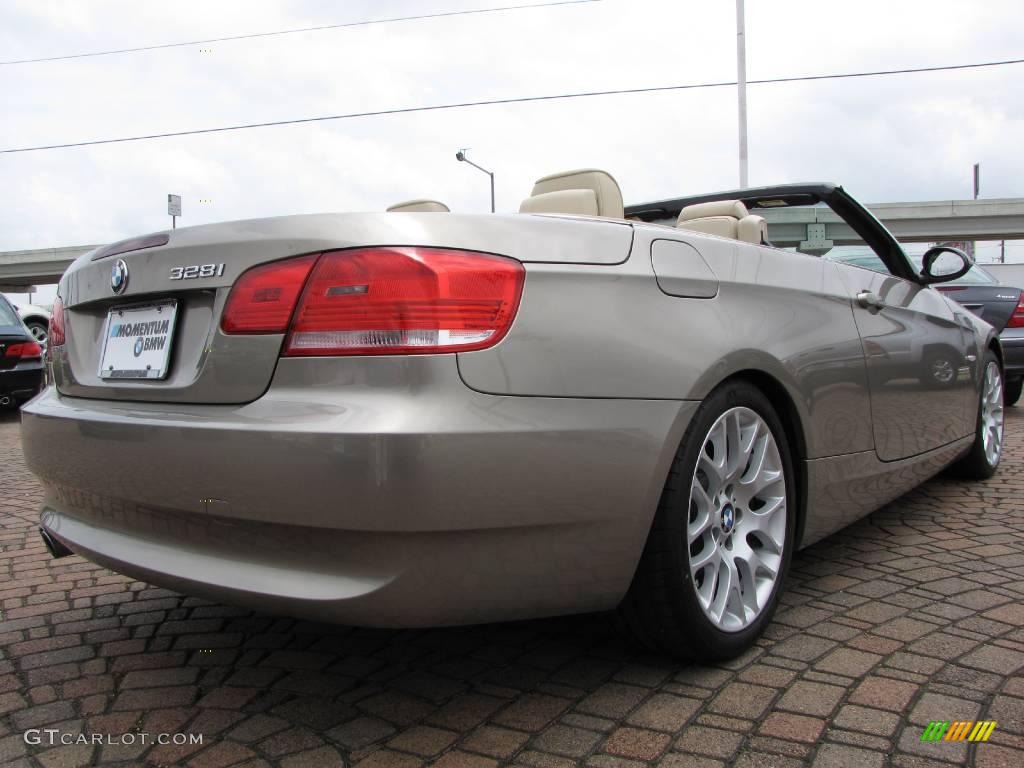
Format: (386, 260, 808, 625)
(519, 189, 599, 216)
(386, 199, 450, 213)
(677, 200, 749, 223)
(738, 215, 768, 245)
(677, 217, 739, 240)
(677, 208, 768, 245)
(520, 169, 623, 218)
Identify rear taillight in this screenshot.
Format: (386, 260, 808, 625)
(284, 248, 524, 356)
(221, 247, 525, 356)
(49, 298, 65, 347)
(1008, 295, 1024, 329)
(6, 342, 42, 360)
(220, 254, 319, 334)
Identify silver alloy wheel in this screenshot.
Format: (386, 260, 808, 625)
(688, 406, 787, 632)
(27, 322, 48, 344)
(981, 361, 1004, 466)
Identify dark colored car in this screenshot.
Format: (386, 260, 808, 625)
(936, 265, 1024, 406)
(821, 251, 1023, 405)
(0, 294, 44, 409)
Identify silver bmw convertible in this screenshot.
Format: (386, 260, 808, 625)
(22, 170, 1005, 660)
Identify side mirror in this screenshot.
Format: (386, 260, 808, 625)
(919, 246, 973, 284)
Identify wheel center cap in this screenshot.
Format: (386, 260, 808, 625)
(721, 503, 735, 534)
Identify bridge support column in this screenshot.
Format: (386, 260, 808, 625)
(798, 223, 835, 256)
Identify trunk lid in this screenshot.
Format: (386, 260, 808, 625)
(935, 284, 1022, 332)
(52, 212, 633, 404)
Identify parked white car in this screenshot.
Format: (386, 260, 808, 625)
(3, 299, 51, 345)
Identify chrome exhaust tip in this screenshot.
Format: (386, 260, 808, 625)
(39, 527, 73, 559)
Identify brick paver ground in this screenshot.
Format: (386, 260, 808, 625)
(2, 406, 1023, 767)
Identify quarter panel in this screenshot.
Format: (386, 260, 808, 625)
(458, 227, 873, 459)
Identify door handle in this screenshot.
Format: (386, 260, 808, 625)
(856, 290, 885, 310)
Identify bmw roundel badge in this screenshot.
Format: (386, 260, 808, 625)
(721, 504, 735, 534)
(133, 338, 144, 357)
(111, 259, 129, 294)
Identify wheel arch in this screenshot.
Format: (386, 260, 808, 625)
(988, 337, 1004, 371)
(721, 369, 810, 552)
(22, 314, 49, 327)
(619, 367, 811, 659)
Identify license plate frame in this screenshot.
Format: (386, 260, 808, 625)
(98, 300, 179, 380)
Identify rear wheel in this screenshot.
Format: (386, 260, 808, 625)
(1006, 377, 1022, 407)
(950, 351, 1004, 479)
(619, 380, 796, 661)
(25, 320, 48, 345)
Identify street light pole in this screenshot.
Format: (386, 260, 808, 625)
(456, 150, 495, 212)
(736, 0, 749, 189)
(971, 163, 980, 259)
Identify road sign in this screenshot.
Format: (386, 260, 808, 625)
(167, 194, 182, 217)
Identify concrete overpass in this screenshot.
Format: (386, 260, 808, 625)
(757, 197, 1024, 248)
(0, 245, 99, 290)
(2, 196, 1024, 288)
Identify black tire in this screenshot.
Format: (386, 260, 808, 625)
(618, 379, 797, 661)
(950, 350, 1004, 479)
(1006, 377, 1022, 408)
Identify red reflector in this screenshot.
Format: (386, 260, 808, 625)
(283, 247, 525, 356)
(6, 342, 42, 360)
(49, 297, 66, 347)
(221, 254, 319, 334)
(1008, 295, 1024, 329)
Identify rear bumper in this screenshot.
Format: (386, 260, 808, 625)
(22, 357, 694, 626)
(0, 362, 44, 401)
(1000, 328, 1024, 378)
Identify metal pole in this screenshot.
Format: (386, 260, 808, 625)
(971, 163, 979, 260)
(457, 151, 496, 212)
(172, 215, 176, 229)
(736, 0, 748, 188)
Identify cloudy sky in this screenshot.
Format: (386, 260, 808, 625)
(2, 0, 1024, 302)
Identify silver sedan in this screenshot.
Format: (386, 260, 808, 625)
(22, 174, 1005, 661)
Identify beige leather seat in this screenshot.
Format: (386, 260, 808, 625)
(677, 200, 768, 244)
(519, 169, 624, 218)
(386, 199, 450, 213)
